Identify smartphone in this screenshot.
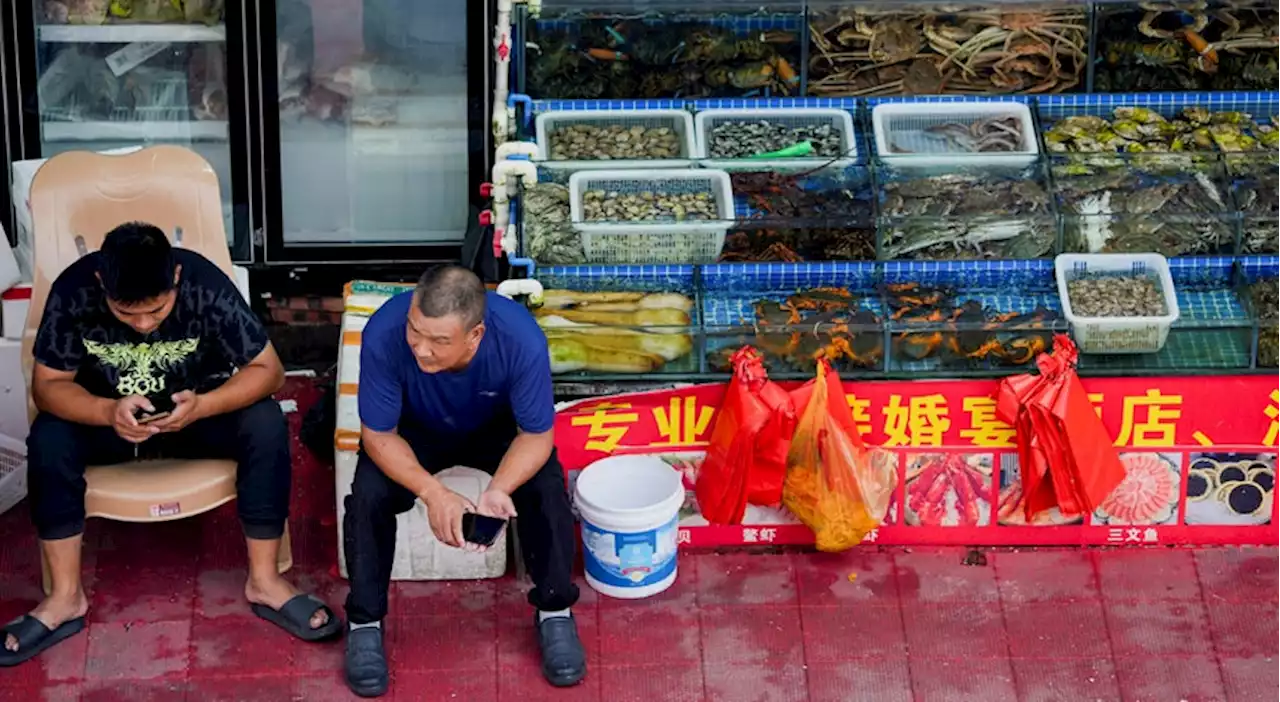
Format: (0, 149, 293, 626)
(461, 513, 507, 547)
(135, 394, 177, 423)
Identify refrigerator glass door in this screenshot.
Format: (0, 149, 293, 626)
(32, 0, 238, 249)
(274, 0, 469, 246)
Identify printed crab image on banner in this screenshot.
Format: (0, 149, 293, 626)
(904, 453, 993, 527)
(996, 454, 1084, 526)
(1093, 452, 1182, 526)
(1185, 452, 1275, 526)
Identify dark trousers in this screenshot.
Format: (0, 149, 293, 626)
(26, 398, 292, 542)
(343, 434, 579, 624)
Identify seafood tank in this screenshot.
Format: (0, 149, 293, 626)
(721, 168, 877, 262)
(1093, 0, 1279, 93)
(1227, 153, 1280, 254)
(805, 3, 1090, 96)
(521, 8, 804, 99)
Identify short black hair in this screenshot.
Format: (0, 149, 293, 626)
(98, 222, 177, 304)
(413, 264, 486, 329)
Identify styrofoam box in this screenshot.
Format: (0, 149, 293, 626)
(1055, 253, 1180, 355)
(568, 168, 734, 234)
(535, 109, 696, 171)
(695, 107, 857, 172)
(872, 101, 1038, 168)
(335, 453, 507, 581)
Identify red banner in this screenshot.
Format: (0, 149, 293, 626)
(556, 375, 1279, 548)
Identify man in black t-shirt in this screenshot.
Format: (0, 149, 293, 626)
(0, 223, 342, 668)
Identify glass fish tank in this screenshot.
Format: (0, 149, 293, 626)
(1093, 0, 1279, 92)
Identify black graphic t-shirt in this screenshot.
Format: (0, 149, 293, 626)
(34, 249, 269, 400)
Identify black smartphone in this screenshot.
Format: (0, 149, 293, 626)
(461, 513, 507, 547)
(136, 394, 177, 423)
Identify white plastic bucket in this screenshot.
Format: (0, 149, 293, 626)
(574, 455, 684, 599)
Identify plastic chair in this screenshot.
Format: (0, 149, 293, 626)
(22, 146, 290, 595)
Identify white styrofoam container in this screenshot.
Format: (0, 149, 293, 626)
(695, 107, 857, 171)
(535, 109, 696, 171)
(1055, 253, 1180, 354)
(872, 101, 1038, 168)
(0, 432, 27, 518)
(568, 169, 734, 233)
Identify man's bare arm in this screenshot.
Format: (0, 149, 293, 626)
(193, 343, 285, 419)
(361, 425, 447, 501)
(489, 429, 555, 496)
(32, 362, 115, 426)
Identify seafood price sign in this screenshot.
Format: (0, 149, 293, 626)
(556, 375, 1279, 548)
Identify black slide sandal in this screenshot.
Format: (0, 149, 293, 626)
(0, 615, 86, 667)
(251, 594, 343, 642)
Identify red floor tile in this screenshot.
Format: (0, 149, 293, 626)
(908, 657, 1017, 702)
(1113, 654, 1227, 702)
(194, 674, 295, 701)
(1219, 655, 1280, 701)
(806, 657, 913, 702)
(794, 549, 898, 607)
(1003, 600, 1113, 659)
(901, 604, 1009, 660)
(1105, 600, 1213, 658)
(694, 553, 797, 606)
(394, 579, 496, 616)
(189, 614, 296, 678)
(290, 634, 346, 676)
(495, 659, 602, 701)
(1010, 658, 1122, 702)
(79, 679, 189, 701)
(293, 670, 378, 702)
(93, 520, 202, 573)
(698, 605, 803, 667)
(23, 681, 82, 702)
(1204, 603, 1279, 656)
(89, 563, 197, 625)
(1194, 547, 1279, 604)
(598, 606, 700, 666)
(389, 615, 497, 673)
(702, 663, 808, 702)
(894, 549, 999, 603)
(800, 605, 906, 662)
(391, 668, 499, 702)
(83, 620, 191, 682)
(1095, 548, 1201, 602)
(994, 550, 1099, 603)
(599, 664, 704, 702)
(193, 568, 249, 620)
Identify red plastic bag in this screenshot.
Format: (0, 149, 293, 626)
(996, 336, 1126, 522)
(783, 361, 894, 552)
(697, 348, 793, 524)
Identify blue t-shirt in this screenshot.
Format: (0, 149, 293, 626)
(357, 291, 554, 440)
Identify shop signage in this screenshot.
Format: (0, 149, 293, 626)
(556, 376, 1279, 548)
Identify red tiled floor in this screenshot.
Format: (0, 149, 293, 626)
(0, 380, 1276, 701)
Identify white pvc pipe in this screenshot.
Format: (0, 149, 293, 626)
(495, 141, 538, 161)
(490, 159, 538, 254)
(496, 278, 544, 303)
(492, 0, 515, 144)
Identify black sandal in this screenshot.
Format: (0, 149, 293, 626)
(250, 594, 343, 642)
(0, 615, 86, 667)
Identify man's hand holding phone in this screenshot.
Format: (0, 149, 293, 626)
(421, 484, 512, 552)
(149, 391, 202, 433)
(111, 395, 160, 443)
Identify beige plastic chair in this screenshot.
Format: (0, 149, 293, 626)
(23, 146, 290, 595)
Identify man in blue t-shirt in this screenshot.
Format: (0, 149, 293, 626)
(342, 265, 583, 698)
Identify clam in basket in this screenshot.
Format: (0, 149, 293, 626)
(568, 169, 734, 264)
(694, 107, 857, 172)
(872, 101, 1038, 169)
(535, 109, 696, 171)
(1055, 253, 1181, 354)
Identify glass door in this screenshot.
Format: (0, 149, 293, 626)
(262, 0, 485, 263)
(17, 0, 251, 260)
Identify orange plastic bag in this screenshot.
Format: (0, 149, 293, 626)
(697, 348, 787, 524)
(782, 361, 895, 552)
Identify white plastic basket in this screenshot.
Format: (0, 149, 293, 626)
(1055, 253, 1180, 354)
(872, 102, 1038, 168)
(695, 108, 857, 171)
(579, 228, 726, 264)
(568, 169, 734, 234)
(0, 433, 27, 518)
(535, 109, 696, 171)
